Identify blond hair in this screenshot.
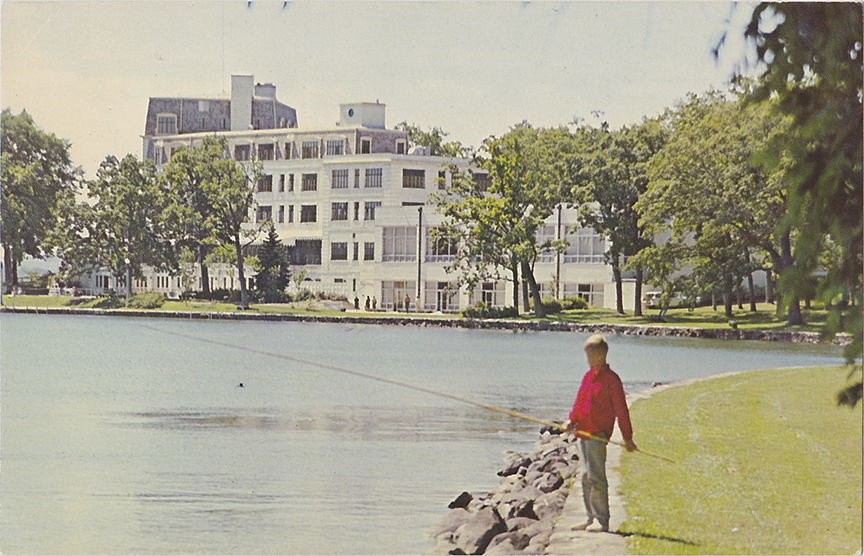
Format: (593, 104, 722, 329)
(583, 334, 609, 356)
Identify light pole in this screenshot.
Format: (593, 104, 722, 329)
(417, 206, 423, 309)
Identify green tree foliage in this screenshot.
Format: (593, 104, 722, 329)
(576, 119, 665, 316)
(162, 136, 228, 295)
(741, 3, 862, 400)
(636, 90, 794, 320)
(1, 108, 81, 290)
(434, 122, 580, 316)
(255, 223, 290, 303)
(59, 154, 174, 300)
(395, 122, 470, 158)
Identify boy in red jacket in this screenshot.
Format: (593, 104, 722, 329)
(565, 334, 637, 532)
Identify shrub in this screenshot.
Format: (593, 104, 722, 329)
(92, 296, 125, 309)
(294, 289, 313, 301)
(462, 302, 519, 319)
(562, 296, 588, 310)
(128, 293, 166, 309)
(539, 298, 563, 315)
(191, 288, 231, 301)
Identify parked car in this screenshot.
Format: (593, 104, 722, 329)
(642, 291, 684, 308)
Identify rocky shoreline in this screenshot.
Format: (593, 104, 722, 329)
(0, 305, 848, 345)
(427, 428, 579, 555)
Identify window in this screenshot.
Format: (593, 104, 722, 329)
(288, 174, 295, 192)
(279, 174, 285, 192)
(473, 172, 491, 192)
(258, 175, 273, 192)
(403, 169, 425, 189)
(364, 242, 375, 261)
(278, 205, 285, 223)
(381, 280, 415, 310)
(256, 205, 272, 223)
(361, 138, 371, 154)
(396, 140, 407, 154)
(562, 226, 605, 264)
(302, 140, 319, 159)
(353, 242, 359, 261)
(331, 202, 349, 221)
(285, 142, 293, 159)
(564, 283, 604, 308)
(382, 226, 417, 262)
(293, 239, 321, 265)
(424, 281, 460, 312)
(438, 170, 447, 190)
(365, 168, 382, 188)
(156, 114, 177, 135)
(469, 281, 505, 307)
(287, 205, 294, 223)
(426, 227, 458, 262)
(354, 169, 361, 188)
(300, 205, 317, 223)
(353, 202, 360, 221)
(258, 143, 274, 161)
(331, 242, 348, 261)
(301, 173, 318, 191)
(332, 169, 349, 189)
(364, 201, 382, 221)
(537, 225, 557, 263)
(234, 145, 251, 161)
(199, 100, 209, 112)
(326, 140, 345, 156)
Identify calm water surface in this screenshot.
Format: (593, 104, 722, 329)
(0, 314, 844, 554)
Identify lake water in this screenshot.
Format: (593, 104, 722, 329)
(0, 313, 844, 554)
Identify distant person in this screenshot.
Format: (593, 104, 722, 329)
(365, 296, 371, 311)
(354, 295, 359, 310)
(565, 334, 637, 533)
(404, 294, 410, 313)
(372, 297, 377, 311)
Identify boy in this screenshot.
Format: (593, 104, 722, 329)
(565, 334, 637, 532)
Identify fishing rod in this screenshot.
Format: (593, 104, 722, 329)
(134, 322, 675, 463)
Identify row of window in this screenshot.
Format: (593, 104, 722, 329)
(257, 168, 428, 192)
(233, 137, 387, 162)
(256, 201, 383, 224)
(330, 241, 376, 261)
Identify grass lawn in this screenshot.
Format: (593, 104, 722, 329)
(620, 366, 863, 554)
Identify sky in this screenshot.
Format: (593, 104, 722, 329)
(1, 1, 759, 180)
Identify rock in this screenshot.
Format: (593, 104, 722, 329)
(428, 508, 473, 539)
(533, 490, 567, 520)
(497, 454, 531, 477)
(485, 531, 532, 554)
(454, 507, 506, 555)
(505, 517, 538, 532)
(448, 491, 473, 509)
(532, 472, 564, 493)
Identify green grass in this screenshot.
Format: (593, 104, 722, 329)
(620, 366, 863, 554)
(1, 296, 828, 332)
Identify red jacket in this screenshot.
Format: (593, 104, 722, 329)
(568, 364, 633, 442)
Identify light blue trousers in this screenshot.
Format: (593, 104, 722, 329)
(579, 437, 609, 527)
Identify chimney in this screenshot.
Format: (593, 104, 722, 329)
(255, 82, 277, 99)
(231, 74, 254, 131)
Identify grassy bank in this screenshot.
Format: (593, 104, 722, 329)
(620, 366, 862, 554)
(1, 296, 827, 333)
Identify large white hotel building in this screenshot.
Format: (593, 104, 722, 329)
(82, 75, 632, 312)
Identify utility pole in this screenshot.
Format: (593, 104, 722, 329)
(556, 204, 562, 299)
(417, 206, 423, 309)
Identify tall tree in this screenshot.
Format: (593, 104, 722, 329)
(740, 3, 862, 403)
(1, 108, 81, 290)
(60, 154, 174, 300)
(637, 89, 795, 320)
(576, 119, 665, 316)
(434, 123, 580, 316)
(198, 138, 261, 309)
(255, 223, 290, 303)
(163, 137, 227, 295)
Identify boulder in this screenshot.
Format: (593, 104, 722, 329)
(532, 472, 564, 493)
(484, 531, 531, 554)
(428, 508, 473, 539)
(505, 517, 538, 532)
(533, 490, 567, 520)
(448, 491, 473, 509)
(497, 455, 531, 477)
(454, 507, 506, 555)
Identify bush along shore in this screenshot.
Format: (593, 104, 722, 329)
(0, 305, 848, 345)
(428, 428, 578, 555)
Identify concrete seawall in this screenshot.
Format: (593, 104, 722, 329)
(0, 305, 848, 345)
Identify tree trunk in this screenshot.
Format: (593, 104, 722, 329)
(199, 245, 210, 295)
(747, 271, 757, 312)
(521, 260, 545, 318)
(125, 264, 132, 302)
(780, 232, 804, 326)
(235, 236, 249, 309)
(765, 269, 774, 303)
(633, 266, 644, 317)
(511, 262, 520, 310)
(522, 278, 530, 313)
(4, 247, 16, 291)
(611, 253, 624, 315)
(723, 275, 734, 318)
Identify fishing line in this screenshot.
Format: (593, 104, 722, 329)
(134, 321, 675, 463)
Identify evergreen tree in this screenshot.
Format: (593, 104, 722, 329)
(255, 224, 290, 303)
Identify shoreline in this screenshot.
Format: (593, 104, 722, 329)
(0, 305, 848, 345)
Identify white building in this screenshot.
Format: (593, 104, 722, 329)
(77, 75, 635, 311)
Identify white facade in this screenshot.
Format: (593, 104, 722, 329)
(137, 76, 629, 312)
